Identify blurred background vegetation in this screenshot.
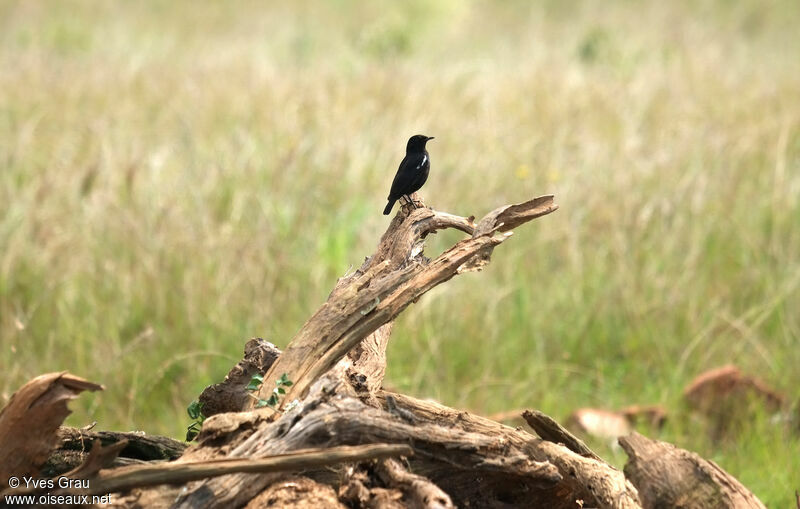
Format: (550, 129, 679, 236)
(1, 0, 798, 504)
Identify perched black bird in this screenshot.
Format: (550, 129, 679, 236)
(383, 134, 434, 215)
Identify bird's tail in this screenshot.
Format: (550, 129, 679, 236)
(383, 199, 396, 215)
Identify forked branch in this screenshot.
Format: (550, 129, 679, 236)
(251, 195, 558, 409)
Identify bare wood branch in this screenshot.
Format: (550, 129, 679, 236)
(523, 409, 602, 461)
(57, 426, 187, 461)
(97, 444, 410, 495)
(473, 195, 560, 236)
(5, 444, 411, 499)
(252, 195, 557, 409)
(619, 432, 766, 509)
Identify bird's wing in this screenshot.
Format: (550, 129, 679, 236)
(416, 154, 428, 170)
(408, 167, 429, 191)
(387, 156, 408, 199)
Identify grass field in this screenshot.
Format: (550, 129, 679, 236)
(1, 0, 799, 505)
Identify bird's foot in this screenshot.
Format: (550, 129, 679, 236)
(402, 195, 424, 210)
(401, 195, 418, 210)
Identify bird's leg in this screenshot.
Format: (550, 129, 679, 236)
(403, 194, 419, 210)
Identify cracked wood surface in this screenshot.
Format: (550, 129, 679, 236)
(157, 391, 562, 509)
(620, 433, 767, 509)
(376, 391, 643, 509)
(251, 195, 557, 410)
(0, 190, 768, 508)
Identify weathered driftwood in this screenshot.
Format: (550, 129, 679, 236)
(0, 372, 103, 487)
(56, 426, 187, 461)
(4, 442, 410, 500)
(0, 193, 770, 508)
(340, 462, 405, 508)
(245, 476, 346, 508)
(522, 409, 602, 461)
(37, 426, 187, 478)
(149, 387, 561, 509)
(619, 433, 767, 509)
(250, 195, 558, 410)
(375, 458, 454, 509)
(339, 456, 456, 509)
(93, 444, 411, 495)
(198, 338, 281, 416)
(376, 391, 641, 509)
(108, 195, 568, 508)
(175, 362, 640, 509)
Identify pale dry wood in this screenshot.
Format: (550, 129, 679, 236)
(473, 195, 558, 236)
(338, 466, 375, 507)
(76, 194, 645, 508)
(378, 391, 642, 509)
(97, 444, 410, 495)
(375, 458, 454, 509)
(251, 195, 558, 410)
(339, 457, 444, 509)
(5, 444, 410, 498)
(256, 235, 500, 409)
(244, 477, 347, 509)
(161, 192, 641, 508)
(523, 409, 602, 461)
(0, 372, 103, 488)
(9, 192, 766, 508)
(199, 338, 281, 416)
(619, 432, 767, 509)
(344, 322, 394, 403)
(167, 393, 562, 509)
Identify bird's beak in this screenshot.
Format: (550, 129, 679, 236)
(427, 136, 435, 141)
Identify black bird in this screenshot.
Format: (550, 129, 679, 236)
(383, 134, 434, 215)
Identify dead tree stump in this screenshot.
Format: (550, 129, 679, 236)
(0, 194, 769, 508)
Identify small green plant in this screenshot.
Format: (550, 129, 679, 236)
(247, 372, 293, 409)
(185, 400, 205, 441)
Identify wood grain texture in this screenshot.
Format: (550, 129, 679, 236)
(251, 195, 558, 409)
(378, 391, 642, 509)
(0, 372, 103, 488)
(620, 433, 767, 509)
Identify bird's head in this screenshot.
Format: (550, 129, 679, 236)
(406, 134, 434, 153)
